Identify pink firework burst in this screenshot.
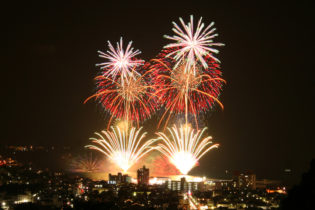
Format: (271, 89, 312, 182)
(96, 37, 144, 83)
(164, 15, 224, 74)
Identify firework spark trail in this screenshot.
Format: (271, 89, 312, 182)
(164, 15, 224, 74)
(84, 65, 158, 128)
(70, 153, 101, 173)
(96, 37, 144, 83)
(157, 15, 225, 126)
(86, 37, 154, 127)
(155, 124, 219, 175)
(150, 55, 225, 128)
(86, 126, 158, 173)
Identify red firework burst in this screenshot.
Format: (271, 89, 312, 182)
(84, 62, 158, 128)
(150, 47, 225, 128)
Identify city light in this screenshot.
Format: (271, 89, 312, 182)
(14, 199, 30, 204)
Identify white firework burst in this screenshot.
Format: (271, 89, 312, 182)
(86, 126, 157, 173)
(155, 124, 219, 175)
(164, 15, 224, 73)
(96, 37, 144, 82)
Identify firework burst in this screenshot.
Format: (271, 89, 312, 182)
(155, 124, 219, 175)
(86, 126, 157, 173)
(149, 15, 225, 128)
(164, 15, 224, 74)
(84, 63, 157, 127)
(96, 37, 144, 83)
(150, 53, 225, 128)
(70, 153, 101, 173)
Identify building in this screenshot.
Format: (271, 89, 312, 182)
(255, 179, 282, 189)
(204, 179, 232, 191)
(283, 168, 293, 187)
(108, 173, 131, 184)
(92, 181, 112, 194)
(165, 177, 202, 192)
(233, 171, 256, 190)
(149, 177, 170, 185)
(137, 166, 149, 185)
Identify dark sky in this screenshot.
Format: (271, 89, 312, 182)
(3, 1, 315, 181)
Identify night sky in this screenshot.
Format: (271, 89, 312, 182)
(3, 1, 315, 182)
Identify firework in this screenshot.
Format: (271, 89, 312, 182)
(155, 124, 219, 175)
(149, 15, 225, 128)
(114, 119, 131, 132)
(164, 15, 224, 74)
(86, 126, 157, 173)
(150, 53, 225, 128)
(96, 37, 144, 83)
(70, 153, 101, 173)
(84, 63, 157, 127)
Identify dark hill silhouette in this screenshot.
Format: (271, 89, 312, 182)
(281, 159, 315, 210)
